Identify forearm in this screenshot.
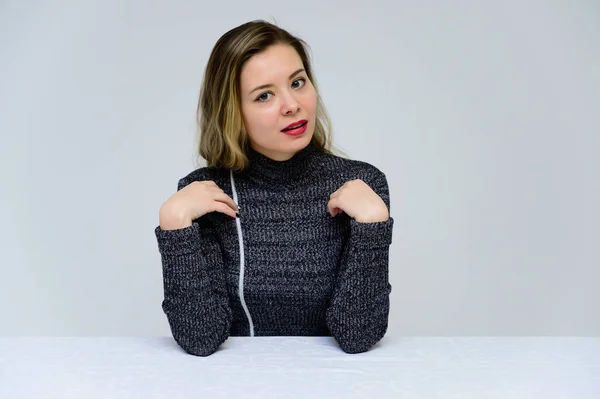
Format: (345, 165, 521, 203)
(156, 223, 232, 356)
(326, 218, 394, 354)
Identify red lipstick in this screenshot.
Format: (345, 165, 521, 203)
(281, 119, 308, 132)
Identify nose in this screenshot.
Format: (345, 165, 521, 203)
(281, 92, 300, 115)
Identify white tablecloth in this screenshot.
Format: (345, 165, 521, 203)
(1, 336, 598, 398)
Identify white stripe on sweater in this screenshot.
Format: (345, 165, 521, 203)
(230, 169, 254, 337)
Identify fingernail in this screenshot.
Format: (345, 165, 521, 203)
(236, 212, 241, 218)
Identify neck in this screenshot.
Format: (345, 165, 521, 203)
(243, 143, 320, 184)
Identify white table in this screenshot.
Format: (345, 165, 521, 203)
(1, 336, 598, 398)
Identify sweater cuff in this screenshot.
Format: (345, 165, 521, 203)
(155, 223, 201, 255)
(349, 217, 394, 248)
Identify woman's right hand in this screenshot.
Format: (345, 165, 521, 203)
(159, 181, 239, 230)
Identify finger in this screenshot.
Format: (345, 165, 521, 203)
(211, 201, 238, 218)
(203, 182, 222, 191)
(213, 192, 239, 212)
(197, 181, 223, 194)
(329, 190, 341, 199)
(202, 185, 238, 211)
(327, 198, 340, 217)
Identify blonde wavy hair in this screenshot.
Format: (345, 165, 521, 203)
(195, 19, 346, 171)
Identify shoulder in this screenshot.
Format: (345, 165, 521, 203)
(315, 151, 391, 208)
(317, 151, 389, 185)
(176, 166, 230, 191)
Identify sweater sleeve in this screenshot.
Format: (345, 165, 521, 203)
(155, 178, 232, 356)
(325, 169, 394, 354)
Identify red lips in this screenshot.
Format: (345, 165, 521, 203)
(281, 119, 308, 131)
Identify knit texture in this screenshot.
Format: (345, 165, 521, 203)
(155, 143, 394, 356)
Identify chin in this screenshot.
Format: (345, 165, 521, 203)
(294, 133, 313, 150)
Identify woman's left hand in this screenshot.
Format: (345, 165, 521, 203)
(327, 179, 389, 223)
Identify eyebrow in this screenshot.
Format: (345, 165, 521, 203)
(249, 68, 305, 95)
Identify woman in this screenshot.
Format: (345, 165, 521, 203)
(155, 20, 394, 356)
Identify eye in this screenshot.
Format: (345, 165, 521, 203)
(292, 78, 306, 89)
(255, 78, 307, 102)
(256, 92, 272, 102)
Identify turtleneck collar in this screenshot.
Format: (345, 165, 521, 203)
(243, 142, 321, 184)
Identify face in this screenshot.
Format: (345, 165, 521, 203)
(239, 43, 318, 161)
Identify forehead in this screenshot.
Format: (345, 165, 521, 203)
(240, 44, 303, 87)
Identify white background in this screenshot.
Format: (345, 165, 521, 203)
(1, 0, 598, 336)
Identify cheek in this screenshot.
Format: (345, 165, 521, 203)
(304, 89, 318, 113)
(243, 106, 275, 129)
(312, 91, 318, 110)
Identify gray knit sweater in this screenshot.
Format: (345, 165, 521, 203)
(155, 143, 394, 356)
